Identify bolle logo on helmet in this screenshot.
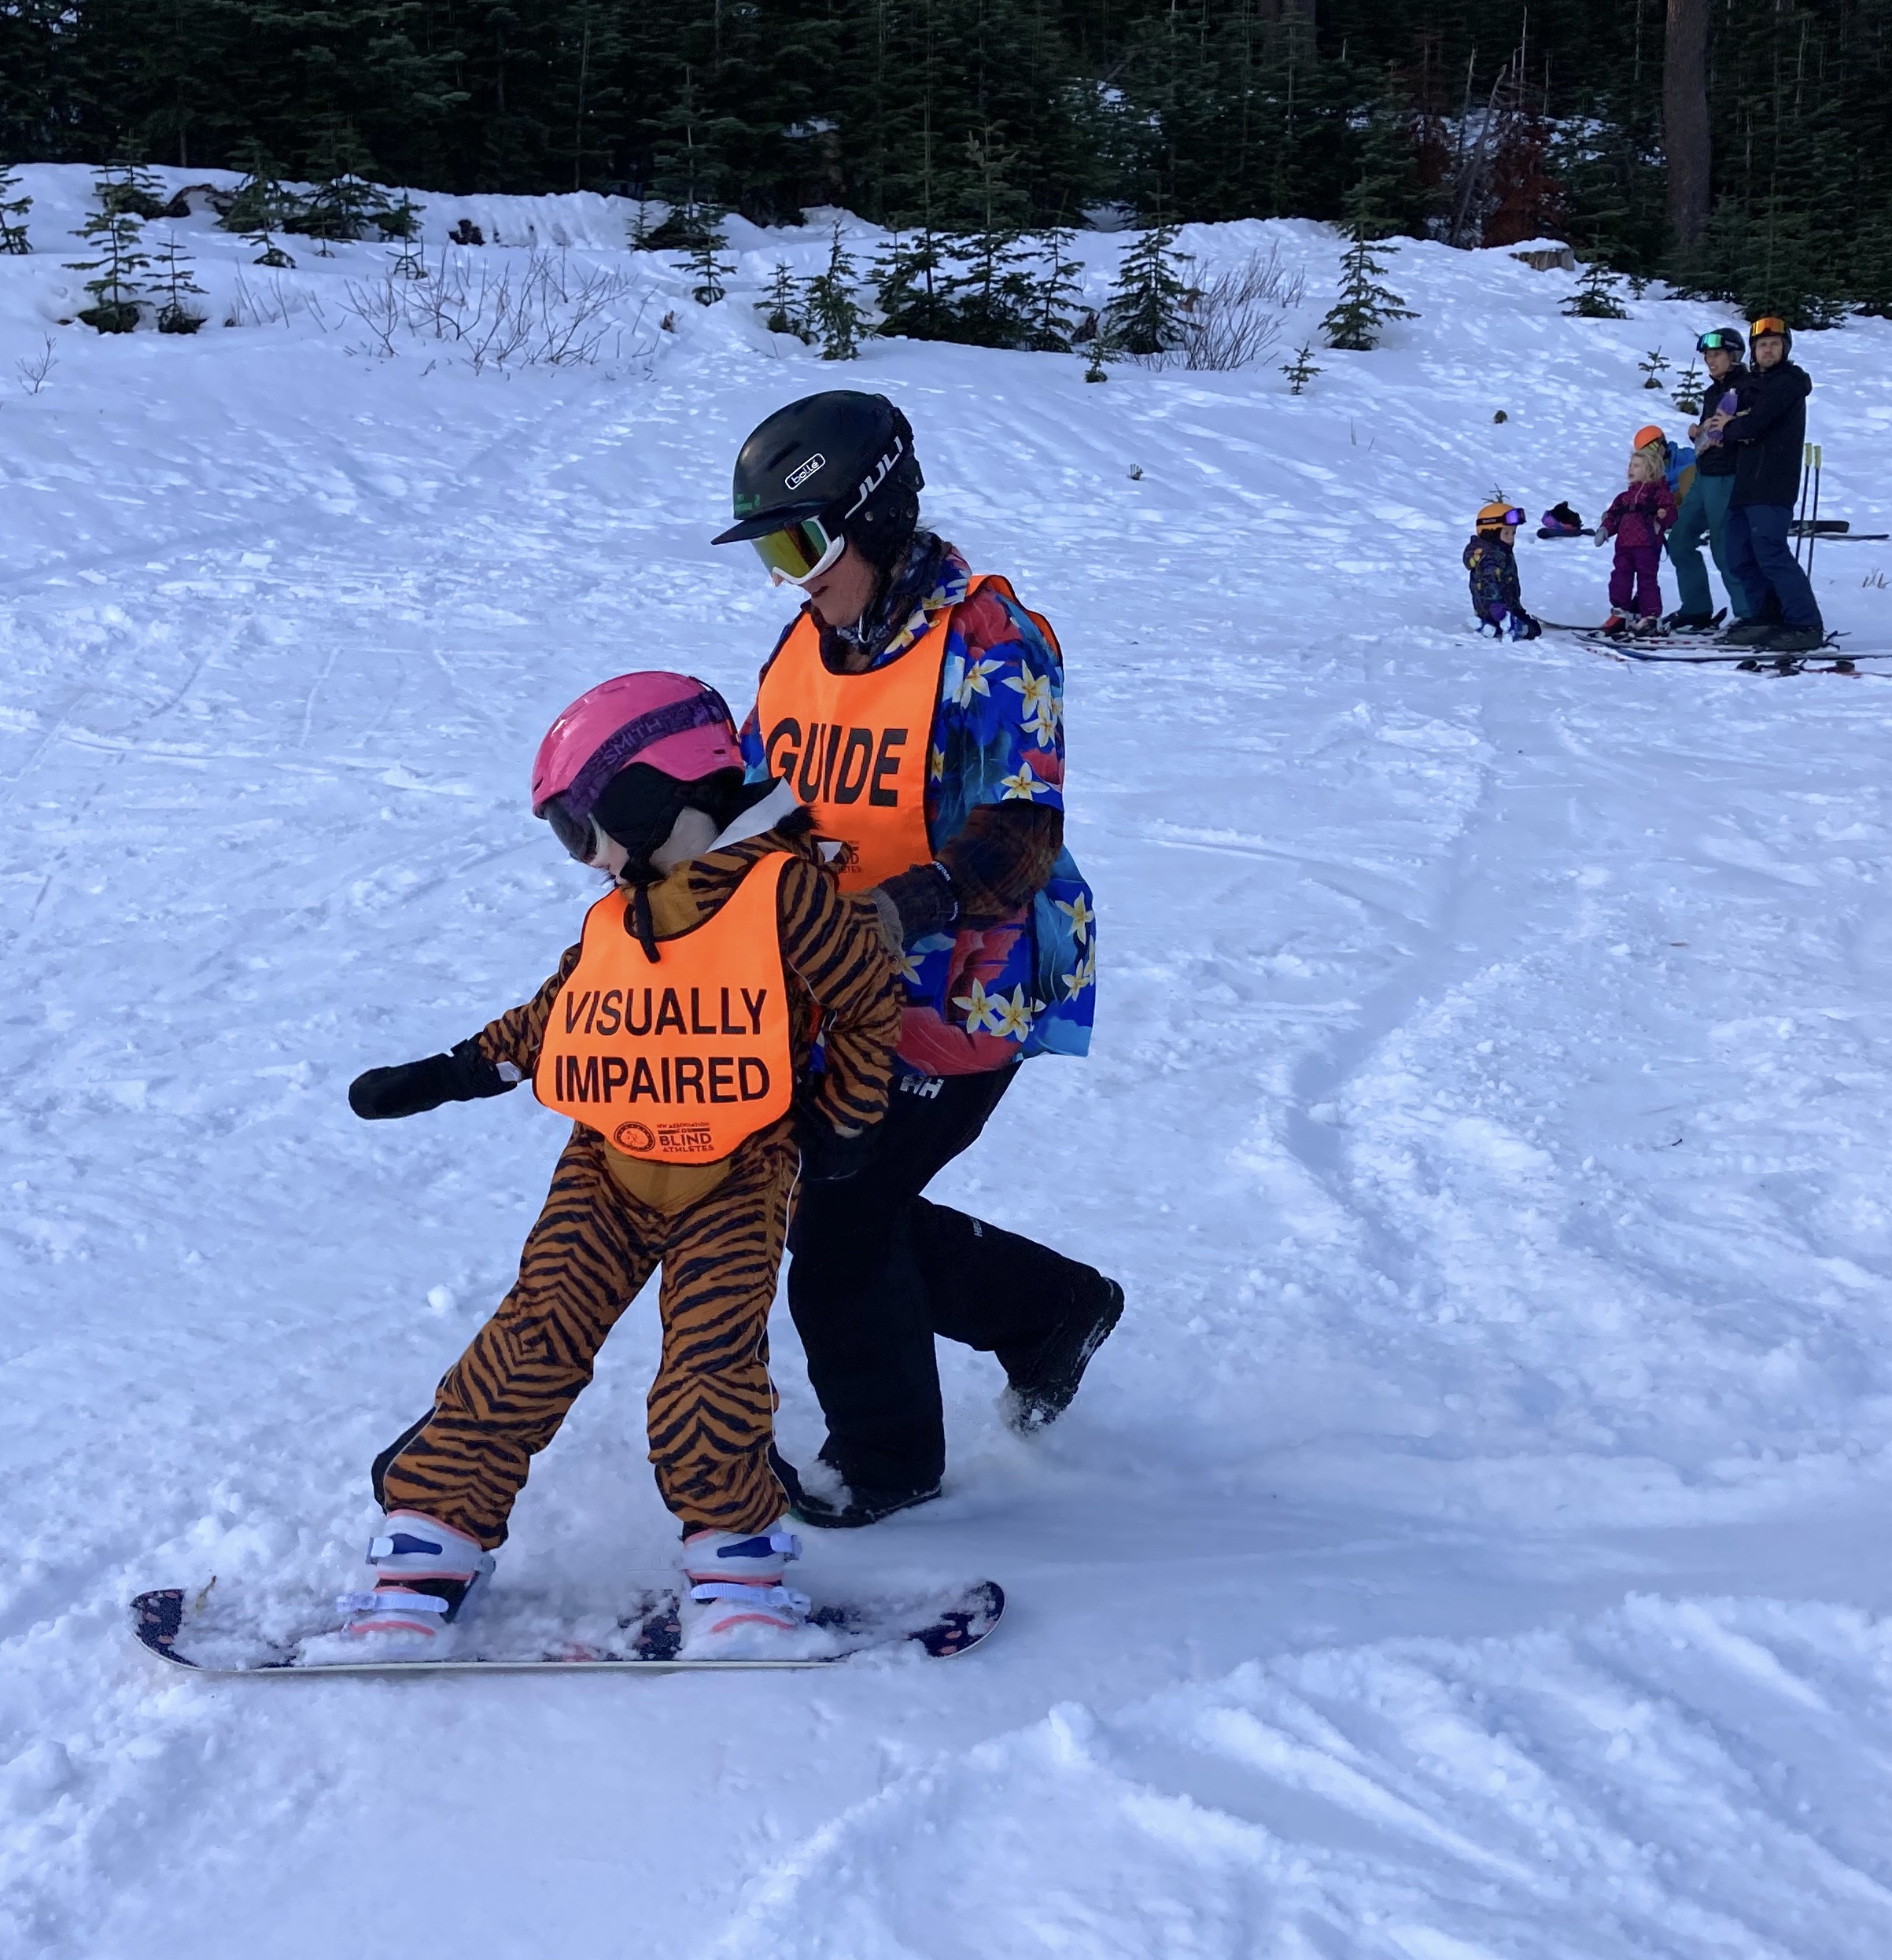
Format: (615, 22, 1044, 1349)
(843, 436, 904, 518)
(613, 1120, 656, 1153)
(785, 453, 826, 491)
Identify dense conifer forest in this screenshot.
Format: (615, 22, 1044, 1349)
(2, 0, 1889, 322)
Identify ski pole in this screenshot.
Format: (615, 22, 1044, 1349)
(1806, 443, 1823, 583)
(1794, 440, 1813, 565)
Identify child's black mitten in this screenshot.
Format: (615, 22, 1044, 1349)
(795, 1103, 880, 1183)
(349, 1038, 516, 1120)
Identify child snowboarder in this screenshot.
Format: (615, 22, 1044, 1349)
(1596, 444, 1679, 636)
(337, 672, 902, 1658)
(1465, 501, 1541, 639)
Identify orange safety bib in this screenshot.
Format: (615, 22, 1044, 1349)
(753, 573, 1060, 893)
(534, 853, 795, 1164)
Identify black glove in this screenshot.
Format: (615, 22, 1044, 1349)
(349, 1038, 516, 1121)
(795, 1103, 880, 1183)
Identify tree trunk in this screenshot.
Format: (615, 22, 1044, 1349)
(1665, 0, 1711, 249)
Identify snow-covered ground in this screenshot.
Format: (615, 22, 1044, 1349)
(6, 165, 1892, 1957)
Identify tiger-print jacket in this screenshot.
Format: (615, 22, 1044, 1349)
(475, 821, 902, 1213)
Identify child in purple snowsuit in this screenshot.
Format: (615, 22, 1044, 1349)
(1596, 448, 1679, 634)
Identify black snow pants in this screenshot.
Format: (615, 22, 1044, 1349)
(785, 1062, 1105, 1494)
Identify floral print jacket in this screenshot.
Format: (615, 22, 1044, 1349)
(741, 541, 1096, 1076)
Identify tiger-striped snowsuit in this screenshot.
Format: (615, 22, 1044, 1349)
(374, 818, 902, 1546)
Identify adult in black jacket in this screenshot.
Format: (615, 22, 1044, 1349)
(1708, 318, 1822, 653)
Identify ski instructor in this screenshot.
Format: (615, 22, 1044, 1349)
(712, 389, 1122, 1528)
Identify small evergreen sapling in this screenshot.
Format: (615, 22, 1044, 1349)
(758, 261, 810, 341)
(68, 163, 155, 333)
(1101, 218, 1191, 359)
(389, 202, 427, 281)
(1562, 262, 1628, 319)
(224, 149, 298, 267)
(872, 227, 953, 341)
(1320, 186, 1414, 352)
(1672, 360, 1706, 415)
(803, 225, 868, 361)
(1027, 227, 1082, 353)
(1282, 341, 1322, 393)
(0, 164, 32, 254)
(1638, 345, 1669, 389)
(677, 207, 733, 305)
(153, 227, 206, 333)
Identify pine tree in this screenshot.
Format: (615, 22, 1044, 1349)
(153, 226, 206, 333)
(1562, 261, 1629, 319)
(223, 146, 300, 266)
(872, 227, 955, 341)
(1026, 226, 1082, 353)
(1282, 341, 1322, 394)
(67, 162, 156, 333)
(0, 164, 31, 254)
(802, 223, 867, 360)
(294, 120, 392, 243)
(758, 261, 810, 340)
(1638, 346, 1670, 389)
(1321, 184, 1415, 352)
(1672, 359, 1706, 414)
(1101, 217, 1190, 360)
(681, 211, 733, 305)
(937, 126, 1036, 350)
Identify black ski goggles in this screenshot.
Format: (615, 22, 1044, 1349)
(539, 793, 601, 864)
(750, 514, 845, 588)
(1696, 329, 1744, 354)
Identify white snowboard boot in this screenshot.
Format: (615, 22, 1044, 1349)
(333, 1510, 495, 1657)
(677, 1523, 820, 1657)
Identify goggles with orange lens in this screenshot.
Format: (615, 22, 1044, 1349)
(750, 515, 845, 587)
(1750, 315, 1788, 340)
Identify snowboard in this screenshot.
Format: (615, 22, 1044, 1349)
(131, 1576, 1004, 1674)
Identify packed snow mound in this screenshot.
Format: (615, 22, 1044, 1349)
(714, 1595, 1892, 1960)
(5, 171, 1892, 1959)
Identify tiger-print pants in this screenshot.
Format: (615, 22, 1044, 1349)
(375, 1126, 795, 1547)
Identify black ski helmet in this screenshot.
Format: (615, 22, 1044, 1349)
(1748, 314, 1793, 358)
(712, 391, 924, 566)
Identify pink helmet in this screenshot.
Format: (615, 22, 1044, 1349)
(531, 672, 740, 824)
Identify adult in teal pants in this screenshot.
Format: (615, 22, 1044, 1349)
(1666, 327, 1757, 628)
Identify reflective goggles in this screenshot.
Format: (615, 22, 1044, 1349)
(1750, 315, 1788, 340)
(1696, 328, 1744, 353)
(750, 515, 844, 588)
(539, 793, 602, 864)
(1481, 506, 1526, 529)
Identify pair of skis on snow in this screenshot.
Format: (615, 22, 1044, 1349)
(131, 1575, 1004, 1675)
(1538, 615, 1882, 676)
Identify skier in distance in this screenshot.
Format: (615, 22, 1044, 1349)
(713, 389, 1122, 1530)
(339, 672, 902, 1656)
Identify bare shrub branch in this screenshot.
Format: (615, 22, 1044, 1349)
(1176, 246, 1307, 372)
(14, 333, 57, 395)
(339, 247, 651, 372)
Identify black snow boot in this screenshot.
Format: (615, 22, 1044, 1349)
(773, 1440, 940, 1530)
(789, 1472, 942, 1531)
(1720, 617, 1776, 647)
(1663, 609, 1717, 631)
(1757, 624, 1827, 654)
(998, 1277, 1126, 1435)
